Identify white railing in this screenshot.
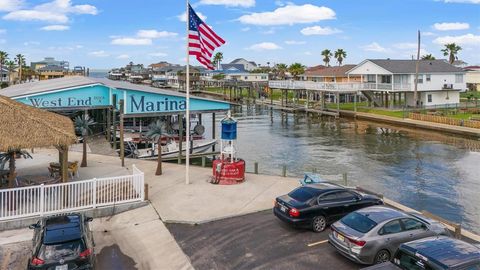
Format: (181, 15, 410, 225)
(269, 81, 413, 92)
(0, 165, 145, 221)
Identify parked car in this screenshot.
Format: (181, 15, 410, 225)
(361, 236, 480, 270)
(273, 182, 383, 232)
(28, 213, 95, 270)
(329, 206, 450, 265)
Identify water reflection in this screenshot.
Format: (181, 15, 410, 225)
(213, 103, 480, 234)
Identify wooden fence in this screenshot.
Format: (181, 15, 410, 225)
(409, 113, 480, 129)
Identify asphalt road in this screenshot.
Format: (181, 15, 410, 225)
(167, 210, 362, 270)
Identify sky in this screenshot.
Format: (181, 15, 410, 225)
(0, 0, 479, 69)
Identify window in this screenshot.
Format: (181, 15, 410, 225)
(367, 75, 376, 82)
(416, 74, 423, 84)
(426, 74, 431, 82)
(427, 94, 432, 103)
(319, 192, 339, 201)
(261, 76, 267, 80)
(394, 251, 433, 270)
(288, 188, 315, 202)
(379, 219, 403, 235)
(335, 191, 356, 201)
(402, 218, 424, 231)
(341, 212, 377, 233)
(456, 74, 464, 83)
(381, 75, 391, 84)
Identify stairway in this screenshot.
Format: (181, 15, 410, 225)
(361, 91, 382, 107)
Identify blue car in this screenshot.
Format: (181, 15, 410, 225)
(362, 236, 480, 270)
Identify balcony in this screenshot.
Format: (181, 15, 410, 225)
(268, 81, 411, 92)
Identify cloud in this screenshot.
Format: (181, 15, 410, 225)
(246, 42, 282, 51)
(238, 4, 335, 26)
(392, 42, 420, 49)
(433, 33, 480, 46)
(111, 37, 152, 45)
(0, 0, 23, 12)
(40, 25, 70, 31)
(149, 52, 168, 57)
(178, 11, 207, 22)
(300, 26, 341, 35)
(117, 54, 129, 59)
(137, 30, 178, 39)
(198, 0, 255, 7)
(304, 51, 312, 55)
(285, 40, 306, 45)
(2, 0, 97, 23)
(361, 42, 389, 52)
(423, 32, 436, 36)
(24, 41, 40, 46)
(0, 29, 6, 34)
(0, 39, 5, 44)
(241, 27, 251, 32)
(433, 22, 470, 31)
(89, 50, 109, 57)
(443, 0, 480, 3)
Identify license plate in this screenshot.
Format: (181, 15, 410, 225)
(56, 265, 68, 270)
(280, 205, 287, 212)
(336, 232, 345, 242)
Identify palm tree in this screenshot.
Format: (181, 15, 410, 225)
(146, 119, 168, 175)
(213, 52, 223, 70)
(5, 60, 16, 83)
(334, 49, 347, 66)
(0, 51, 8, 84)
(421, 54, 435, 60)
(14, 54, 25, 83)
(321, 49, 332, 66)
(441, 43, 461, 64)
(74, 113, 95, 167)
(288, 63, 305, 80)
(275, 63, 288, 80)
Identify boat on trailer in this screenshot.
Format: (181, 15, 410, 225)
(136, 139, 217, 159)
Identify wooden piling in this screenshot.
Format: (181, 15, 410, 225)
(254, 162, 258, 174)
(282, 165, 286, 177)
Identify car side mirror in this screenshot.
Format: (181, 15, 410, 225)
(28, 224, 39, 229)
(85, 217, 93, 222)
(422, 224, 429, 230)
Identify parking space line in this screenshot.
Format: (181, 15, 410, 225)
(1, 249, 11, 270)
(307, 240, 328, 247)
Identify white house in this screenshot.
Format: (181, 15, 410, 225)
(0, 67, 9, 83)
(464, 66, 480, 91)
(229, 58, 257, 72)
(347, 59, 466, 108)
(204, 64, 268, 82)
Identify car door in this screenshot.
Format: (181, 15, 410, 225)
(334, 190, 361, 216)
(317, 191, 345, 223)
(378, 219, 409, 254)
(400, 218, 432, 241)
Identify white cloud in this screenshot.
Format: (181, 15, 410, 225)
(89, 50, 109, 57)
(238, 4, 335, 26)
(241, 27, 251, 32)
(75, 45, 83, 49)
(433, 33, 480, 46)
(24, 41, 40, 46)
(40, 25, 70, 31)
(2, 0, 97, 23)
(285, 40, 306, 45)
(392, 42, 420, 49)
(111, 38, 152, 46)
(433, 22, 470, 31)
(0, 29, 6, 34)
(149, 52, 168, 57)
(117, 54, 129, 59)
(423, 32, 436, 36)
(300, 26, 341, 35)
(246, 42, 282, 51)
(178, 11, 207, 22)
(361, 42, 389, 52)
(137, 30, 178, 39)
(304, 51, 312, 55)
(0, 0, 23, 12)
(198, 0, 255, 7)
(443, 0, 480, 3)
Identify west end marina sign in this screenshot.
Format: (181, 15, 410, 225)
(14, 85, 229, 114)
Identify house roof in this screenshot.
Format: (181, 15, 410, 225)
(305, 65, 357, 77)
(230, 58, 257, 66)
(464, 66, 480, 71)
(219, 64, 247, 73)
(365, 59, 465, 74)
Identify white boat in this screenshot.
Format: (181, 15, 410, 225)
(137, 139, 217, 159)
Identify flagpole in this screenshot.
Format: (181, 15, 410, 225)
(185, 0, 191, 185)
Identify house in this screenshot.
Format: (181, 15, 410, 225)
(229, 58, 257, 71)
(205, 64, 268, 82)
(304, 65, 361, 83)
(464, 66, 480, 91)
(31, 57, 69, 71)
(149, 61, 172, 71)
(0, 67, 9, 83)
(347, 59, 466, 108)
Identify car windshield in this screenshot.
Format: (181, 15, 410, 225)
(38, 239, 85, 261)
(288, 188, 315, 202)
(341, 212, 377, 233)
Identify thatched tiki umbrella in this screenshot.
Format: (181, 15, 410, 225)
(0, 95, 76, 187)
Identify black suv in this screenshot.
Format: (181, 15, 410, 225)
(274, 182, 383, 232)
(28, 213, 95, 270)
(362, 236, 480, 270)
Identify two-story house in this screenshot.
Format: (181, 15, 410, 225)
(205, 64, 268, 82)
(0, 67, 9, 84)
(229, 58, 258, 72)
(347, 59, 466, 108)
(304, 65, 361, 83)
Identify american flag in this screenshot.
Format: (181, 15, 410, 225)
(188, 4, 225, 70)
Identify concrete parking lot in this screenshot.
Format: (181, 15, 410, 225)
(167, 210, 361, 270)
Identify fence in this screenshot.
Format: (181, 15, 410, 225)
(409, 113, 480, 129)
(0, 165, 145, 221)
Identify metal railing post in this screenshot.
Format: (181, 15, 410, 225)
(92, 178, 97, 208)
(40, 184, 45, 216)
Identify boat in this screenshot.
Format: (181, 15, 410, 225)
(136, 139, 217, 159)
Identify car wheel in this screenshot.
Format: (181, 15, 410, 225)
(374, 249, 390, 264)
(311, 216, 327, 232)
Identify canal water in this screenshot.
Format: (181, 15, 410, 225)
(204, 103, 480, 234)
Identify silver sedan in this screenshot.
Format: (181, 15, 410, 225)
(328, 206, 450, 265)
